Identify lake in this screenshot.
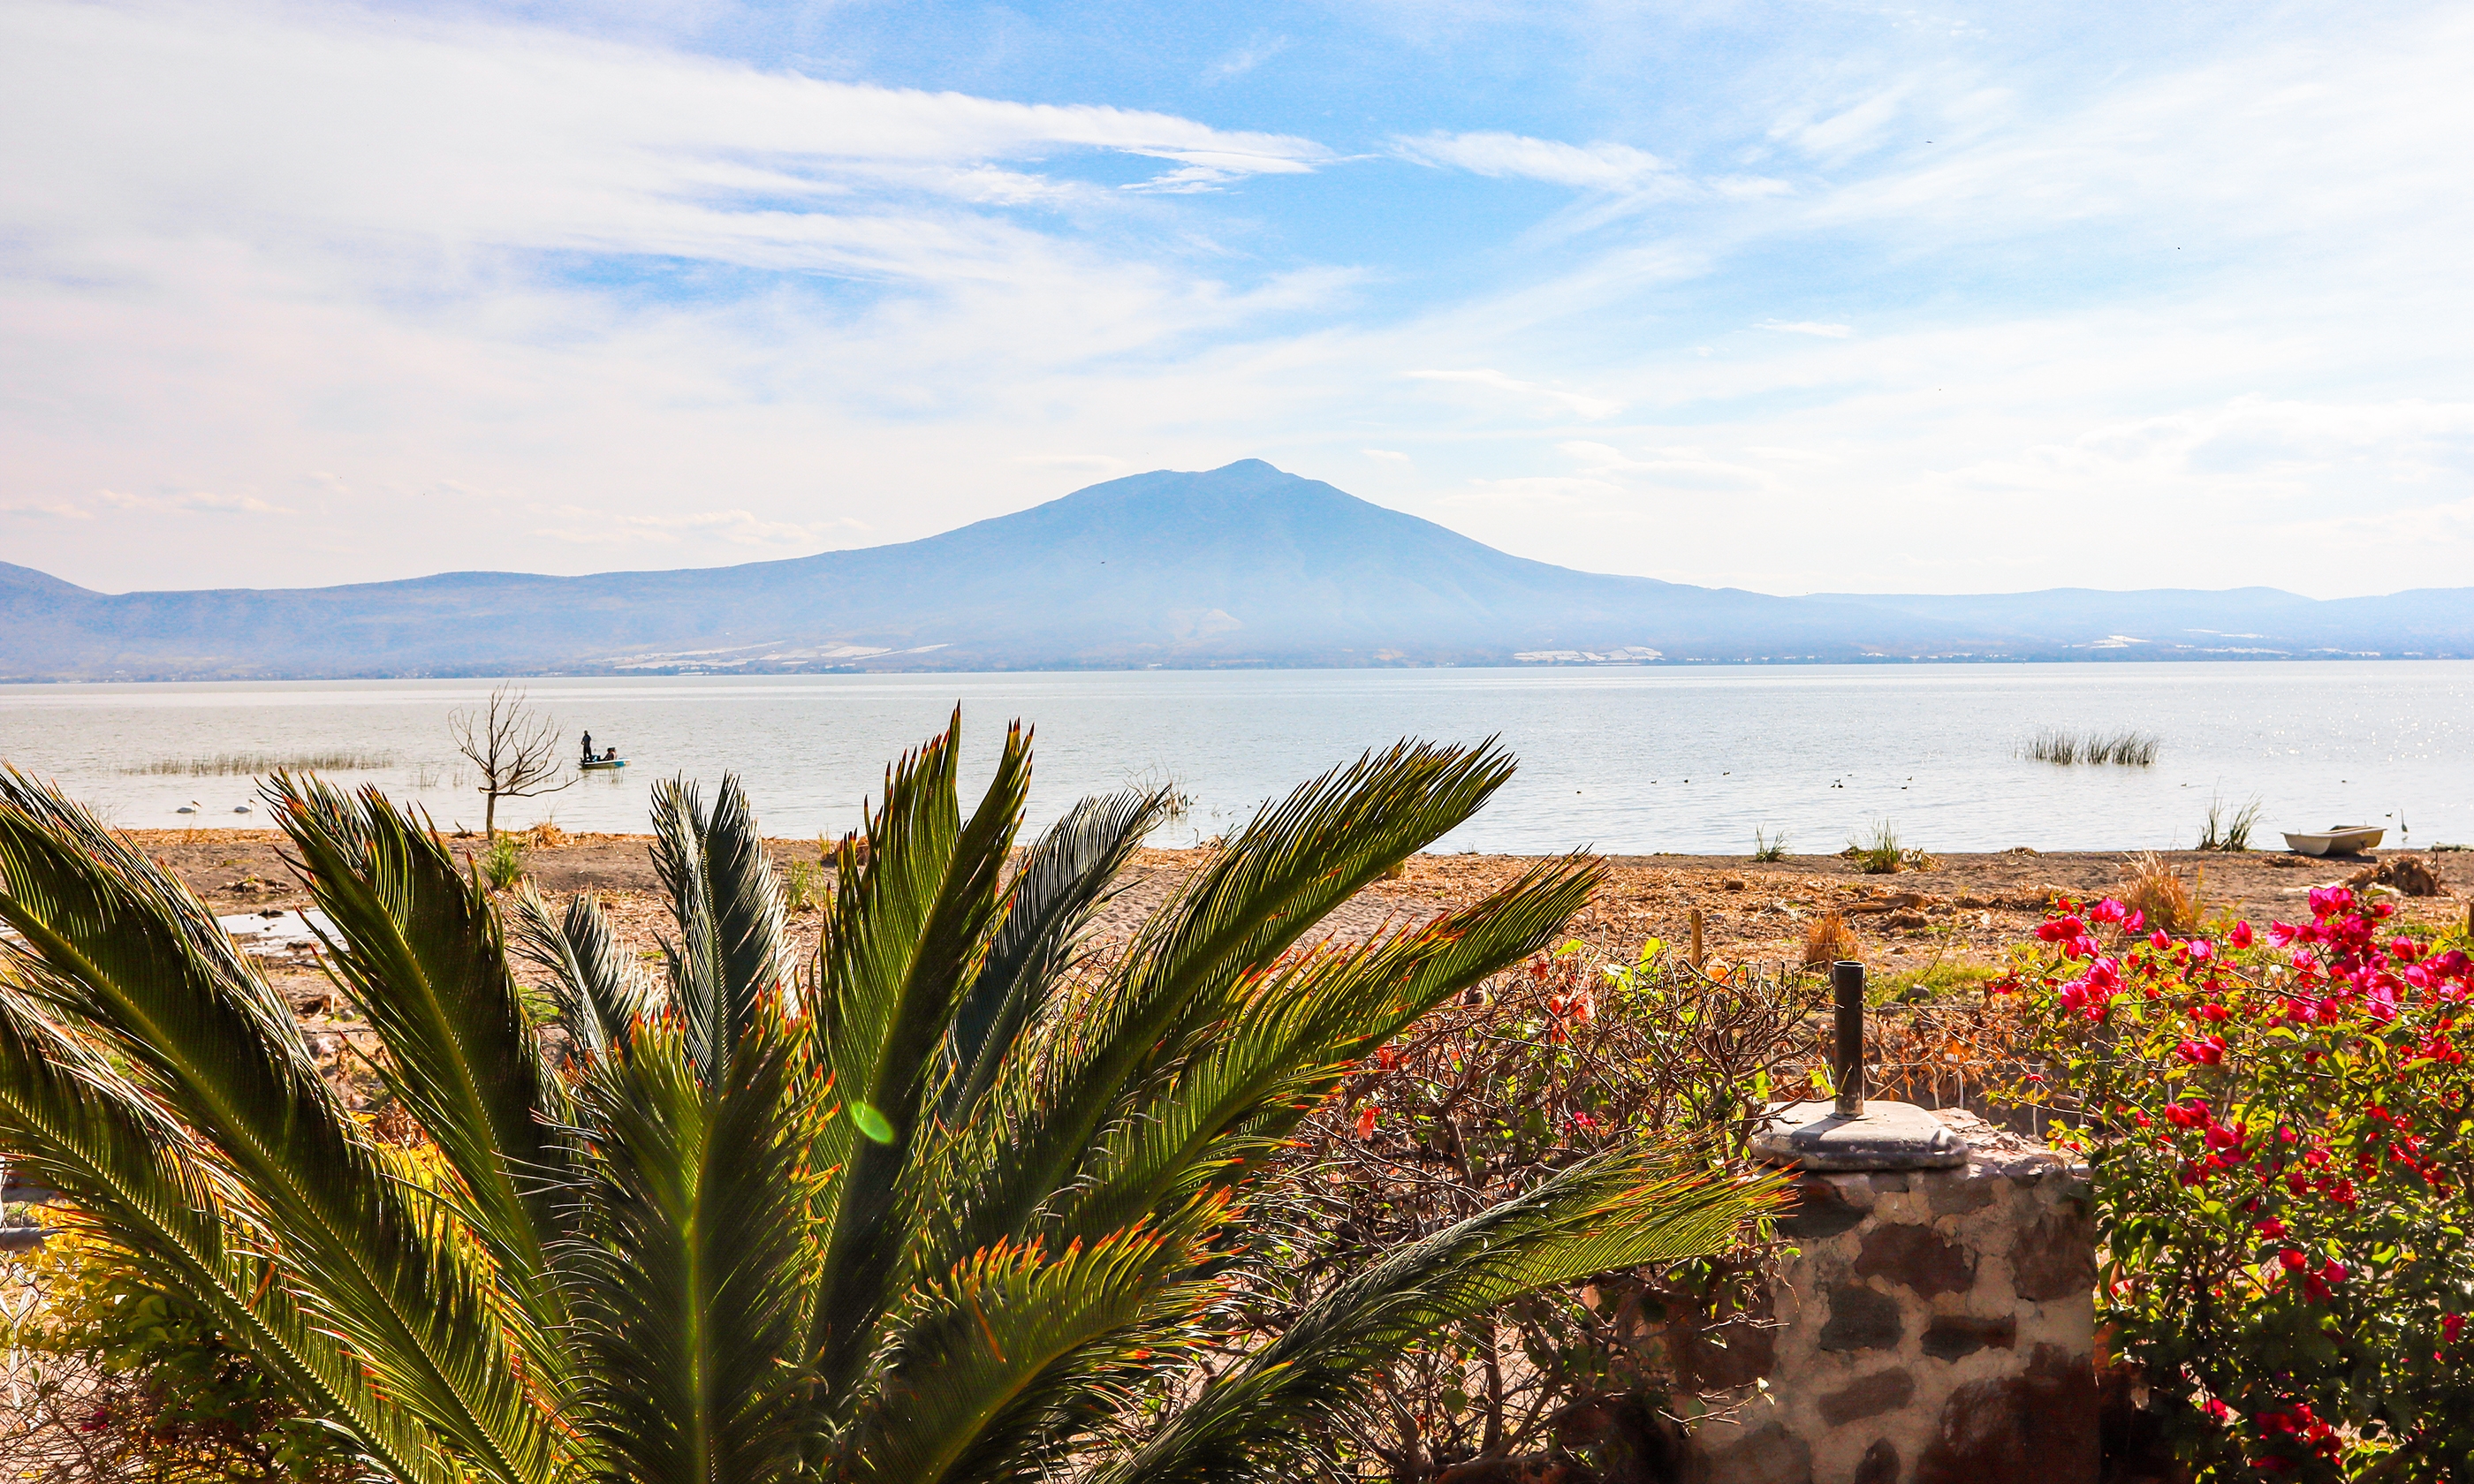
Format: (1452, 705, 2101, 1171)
(0, 663, 2465, 855)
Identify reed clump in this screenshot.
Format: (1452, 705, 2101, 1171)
(2197, 794, 2263, 852)
(1845, 818, 1934, 874)
(2021, 729, 2160, 767)
(126, 750, 397, 776)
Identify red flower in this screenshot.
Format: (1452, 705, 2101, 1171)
(1355, 1106, 1377, 1139)
(2229, 920, 2255, 949)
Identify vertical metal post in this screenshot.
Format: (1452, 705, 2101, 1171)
(1833, 959, 1866, 1117)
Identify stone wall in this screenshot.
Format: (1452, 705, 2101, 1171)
(1679, 1110, 2098, 1484)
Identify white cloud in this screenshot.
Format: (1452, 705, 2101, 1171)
(532, 505, 869, 549)
(1404, 368, 1621, 419)
(1393, 132, 1678, 192)
(4, 0, 2473, 602)
(1756, 319, 1854, 337)
(1362, 448, 1412, 463)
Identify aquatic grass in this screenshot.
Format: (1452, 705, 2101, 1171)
(2021, 729, 2159, 767)
(2197, 793, 2264, 852)
(1846, 818, 1932, 874)
(1752, 827, 1789, 862)
(125, 750, 397, 776)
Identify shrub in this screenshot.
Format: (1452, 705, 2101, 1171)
(1803, 911, 1859, 965)
(2004, 890, 2474, 1480)
(780, 857, 827, 912)
(11, 1227, 356, 1480)
(474, 833, 523, 890)
(2120, 850, 2198, 934)
(1253, 942, 1822, 1473)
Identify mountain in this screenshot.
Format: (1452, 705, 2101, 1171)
(4, 459, 2470, 680)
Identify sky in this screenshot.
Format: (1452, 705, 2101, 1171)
(4, 0, 2471, 599)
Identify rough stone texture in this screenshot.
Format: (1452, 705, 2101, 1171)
(1912, 1344, 2102, 1484)
(1818, 1369, 1916, 1427)
(1856, 1223, 1977, 1298)
(1819, 1285, 1904, 1352)
(1697, 1421, 1814, 1484)
(1855, 1440, 1901, 1484)
(2010, 1212, 2099, 1303)
(1919, 1314, 2016, 1361)
(1777, 1176, 1871, 1239)
(1682, 1109, 2098, 1484)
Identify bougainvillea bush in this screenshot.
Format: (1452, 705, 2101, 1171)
(2005, 888, 2474, 1480)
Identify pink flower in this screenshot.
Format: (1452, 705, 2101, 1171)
(2151, 928, 2174, 951)
(2229, 920, 2255, 949)
(2174, 1034, 2227, 1066)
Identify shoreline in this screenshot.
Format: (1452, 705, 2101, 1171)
(133, 831, 2466, 1002)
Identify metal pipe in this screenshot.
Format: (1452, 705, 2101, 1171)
(1833, 959, 1866, 1117)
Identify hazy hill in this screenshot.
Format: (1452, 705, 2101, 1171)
(4, 460, 2468, 680)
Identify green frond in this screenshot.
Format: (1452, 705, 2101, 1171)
(1036, 857, 1603, 1249)
(942, 787, 1172, 1126)
(832, 1213, 1221, 1484)
(1095, 1147, 1786, 1484)
(0, 984, 459, 1484)
(512, 884, 658, 1062)
(808, 714, 1030, 1397)
(0, 768, 557, 1484)
(566, 1003, 819, 1484)
(650, 775, 792, 1079)
(945, 741, 1516, 1257)
(266, 774, 573, 1314)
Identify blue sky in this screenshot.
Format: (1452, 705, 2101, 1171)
(4, 0, 2471, 596)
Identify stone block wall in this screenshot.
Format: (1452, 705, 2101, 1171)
(1680, 1110, 2098, 1484)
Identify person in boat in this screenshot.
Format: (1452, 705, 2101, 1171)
(581, 731, 594, 763)
(603, 747, 618, 762)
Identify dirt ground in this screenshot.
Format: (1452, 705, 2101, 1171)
(128, 829, 2472, 1009)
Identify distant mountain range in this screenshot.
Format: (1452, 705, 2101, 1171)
(6, 459, 2470, 680)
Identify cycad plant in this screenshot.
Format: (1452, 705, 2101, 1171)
(0, 721, 1776, 1483)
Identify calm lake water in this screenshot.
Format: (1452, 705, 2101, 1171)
(0, 663, 2466, 855)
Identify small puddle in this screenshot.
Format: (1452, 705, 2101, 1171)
(216, 908, 336, 958)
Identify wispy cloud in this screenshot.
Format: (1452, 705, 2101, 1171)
(1756, 319, 1854, 337)
(532, 506, 869, 549)
(1393, 131, 1677, 192)
(1404, 368, 1620, 419)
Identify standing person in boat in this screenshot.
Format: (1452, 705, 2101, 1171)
(580, 730, 594, 765)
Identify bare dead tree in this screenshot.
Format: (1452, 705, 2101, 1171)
(447, 685, 573, 838)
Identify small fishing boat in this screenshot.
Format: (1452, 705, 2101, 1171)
(2282, 826, 2384, 857)
(581, 756, 628, 772)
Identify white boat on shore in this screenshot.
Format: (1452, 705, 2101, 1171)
(2282, 826, 2385, 857)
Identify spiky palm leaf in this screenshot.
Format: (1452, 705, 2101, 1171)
(0, 726, 1780, 1484)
